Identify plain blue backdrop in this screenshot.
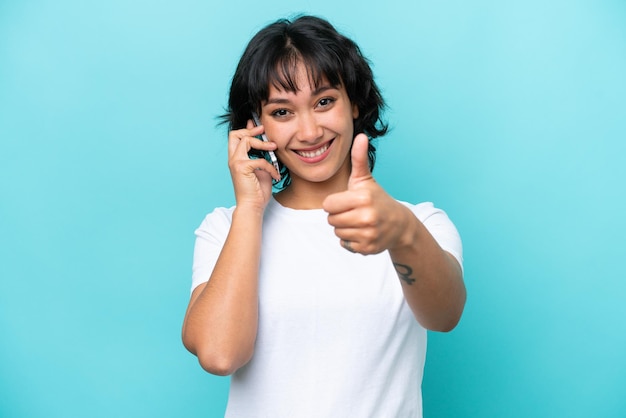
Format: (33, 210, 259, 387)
(1, 0, 625, 417)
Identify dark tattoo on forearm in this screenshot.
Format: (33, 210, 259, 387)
(394, 263, 416, 285)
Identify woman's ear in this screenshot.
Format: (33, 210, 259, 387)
(352, 104, 359, 119)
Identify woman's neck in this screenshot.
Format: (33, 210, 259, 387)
(274, 175, 349, 210)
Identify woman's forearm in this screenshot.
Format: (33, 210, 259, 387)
(182, 206, 264, 375)
(388, 207, 466, 332)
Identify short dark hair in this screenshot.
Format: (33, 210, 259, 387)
(221, 15, 388, 189)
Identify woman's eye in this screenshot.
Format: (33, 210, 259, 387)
(271, 109, 289, 117)
(318, 97, 335, 108)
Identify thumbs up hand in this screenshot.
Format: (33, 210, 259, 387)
(322, 134, 414, 255)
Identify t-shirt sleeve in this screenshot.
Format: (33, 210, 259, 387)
(404, 202, 464, 274)
(191, 207, 234, 292)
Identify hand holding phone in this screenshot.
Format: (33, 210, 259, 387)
(251, 111, 281, 174)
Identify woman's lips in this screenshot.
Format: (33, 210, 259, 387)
(296, 142, 330, 158)
(294, 140, 333, 163)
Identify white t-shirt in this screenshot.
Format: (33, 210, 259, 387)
(192, 197, 463, 418)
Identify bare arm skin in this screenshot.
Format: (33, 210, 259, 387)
(181, 123, 280, 375)
(387, 205, 465, 331)
(182, 206, 263, 375)
(323, 134, 466, 331)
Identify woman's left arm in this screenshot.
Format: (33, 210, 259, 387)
(386, 203, 465, 331)
(323, 134, 466, 331)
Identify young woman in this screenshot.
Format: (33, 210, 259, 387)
(182, 15, 466, 417)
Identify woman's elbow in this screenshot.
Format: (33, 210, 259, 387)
(431, 293, 466, 332)
(431, 314, 462, 333)
(418, 290, 466, 332)
(182, 327, 255, 376)
(184, 337, 253, 376)
(197, 351, 239, 376)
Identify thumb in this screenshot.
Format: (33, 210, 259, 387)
(349, 133, 372, 186)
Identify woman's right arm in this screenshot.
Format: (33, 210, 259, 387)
(181, 123, 280, 376)
(182, 206, 264, 376)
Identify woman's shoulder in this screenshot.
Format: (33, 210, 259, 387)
(205, 205, 236, 219)
(398, 200, 443, 221)
(195, 205, 236, 236)
(400, 200, 463, 268)
(399, 200, 461, 241)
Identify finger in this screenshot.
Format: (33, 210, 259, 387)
(348, 133, 372, 187)
(228, 125, 265, 155)
(326, 207, 376, 231)
(230, 156, 280, 182)
(341, 239, 357, 253)
(322, 189, 372, 215)
(335, 229, 381, 255)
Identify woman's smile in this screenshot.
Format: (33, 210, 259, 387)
(293, 139, 334, 162)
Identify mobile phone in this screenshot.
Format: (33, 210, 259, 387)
(250, 111, 280, 174)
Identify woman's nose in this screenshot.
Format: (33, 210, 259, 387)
(296, 112, 323, 142)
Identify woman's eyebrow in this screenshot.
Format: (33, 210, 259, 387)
(265, 85, 338, 105)
(312, 85, 338, 95)
(265, 97, 291, 105)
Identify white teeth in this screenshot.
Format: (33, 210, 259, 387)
(296, 143, 329, 158)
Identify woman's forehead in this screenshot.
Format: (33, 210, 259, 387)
(266, 60, 339, 95)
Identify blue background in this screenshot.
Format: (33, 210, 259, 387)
(1, 0, 625, 417)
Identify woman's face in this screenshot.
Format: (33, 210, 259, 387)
(259, 63, 358, 194)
